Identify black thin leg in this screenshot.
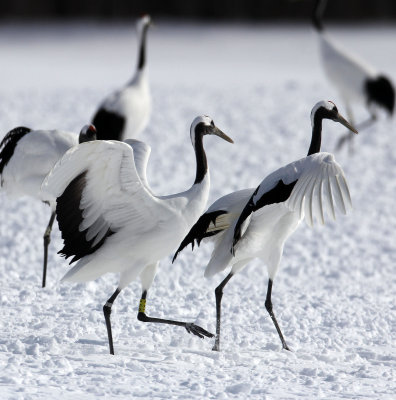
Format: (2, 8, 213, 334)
(355, 114, 377, 131)
(265, 279, 290, 351)
(137, 290, 214, 339)
(103, 288, 121, 355)
(42, 211, 56, 288)
(212, 272, 233, 352)
(336, 115, 376, 152)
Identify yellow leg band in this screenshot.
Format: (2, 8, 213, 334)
(139, 299, 146, 313)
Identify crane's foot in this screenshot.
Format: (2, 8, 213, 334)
(283, 343, 291, 351)
(212, 342, 220, 352)
(185, 323, 214, 339)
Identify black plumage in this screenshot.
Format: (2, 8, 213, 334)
(365, 76, 395, 115)
(232, 180, 297, 251)
(56, 171, 115, 264)
(0, 127, 31, 180)
(92, 109, 126, 141)
(173, 210, 227, 262)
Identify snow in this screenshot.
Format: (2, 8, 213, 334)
(1, 21, 395, 399)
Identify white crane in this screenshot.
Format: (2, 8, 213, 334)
(173, 101, 357, 351)
(312, 0, 394, 149)
(0, 124, 97, 287)
(42, 116, 234, 355)
(91, 15, 152, 141)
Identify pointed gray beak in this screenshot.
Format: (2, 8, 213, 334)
(336, 113, 358, 134)
(212, 126, 234, 143)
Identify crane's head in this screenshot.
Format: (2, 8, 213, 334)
(311, 100, 358, 134)
(365, 75, 395, 116)
(137, 14, 152, 32)
(79, 124, 97, 144)
(190, 115, 234, 146)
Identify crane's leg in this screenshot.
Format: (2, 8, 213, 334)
(137, 290, 214, 339)
(343, 113, 376, 154)
(355, 113, 377, 131)
(336, 101, 356, 152)
(103, 288, 121, 355)
(212, 272, 233, 352)
(42, 211, 56, 288)
(265, 279, 290, 350)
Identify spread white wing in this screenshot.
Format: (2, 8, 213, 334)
(123, 139, 151, 190)
(286, 152, 352, 227)
(42, 140, 171, 253)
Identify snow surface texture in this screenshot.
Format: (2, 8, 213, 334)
(0, 21, 395, 399)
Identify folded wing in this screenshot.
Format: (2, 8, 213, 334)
(173, 189, 254, 261)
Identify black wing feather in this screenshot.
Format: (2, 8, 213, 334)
(92, 108, 125, 141)
(365, 76, 395, 115)
(232, 180, 297, 254)
(56, 171, 115, 264)
(0, 126, 32, 181)
(172, 210, 227, 263)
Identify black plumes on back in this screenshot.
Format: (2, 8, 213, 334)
(92, 108, 125, 141)
(173, 210, 227, 262)
(56, 171, 115, 264)
(365, 76, 395, 115)
(233, 180, 297, 247)
(253, 180, 297, 211)
(0, 127, 31, 180)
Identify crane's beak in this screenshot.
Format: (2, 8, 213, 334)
(335, 113, 358, 134)
(212, 126, 234, 143)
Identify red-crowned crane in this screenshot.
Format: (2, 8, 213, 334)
(0, 124, 96, 287)
(174, 101, 357, 351)
(42, 116, 233, 355)
(312, 0, 394, 150)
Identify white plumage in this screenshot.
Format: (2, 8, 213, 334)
(318, 33, 376, 108)
(47, 140, 205, 284)
(1, 129, 76, 201)
(204, 152, 351, 280)
(0, 124, 97, 287)
(42, 115, 233, 355)
(92, 15, 152, 141)
(174, 101, 357, 351)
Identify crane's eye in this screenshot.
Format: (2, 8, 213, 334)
(328, 101, 337, 112)
(210, 120, 215, 126)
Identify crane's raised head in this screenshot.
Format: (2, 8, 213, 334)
(79, 124, 97, 144)
(311, 101, 358, 134)
(137, 14, 152, 31)
(190, 115, 234, 146)
(365, 75, 395, 116)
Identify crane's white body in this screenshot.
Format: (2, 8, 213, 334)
(42, 139, 210, 289)
(1, 129, 77, 206)
(96, 70, 151, 139)
(318, 33, 376, 109)
(200, 152, 351, 280)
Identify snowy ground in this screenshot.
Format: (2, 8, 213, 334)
(0, 21, 395, 399)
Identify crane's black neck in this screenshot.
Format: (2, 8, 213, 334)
(137, 24, 149, 71)
(308, 114, 323, 156)
(193, 126, 208, 184)
(312, 0, 327, 32)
